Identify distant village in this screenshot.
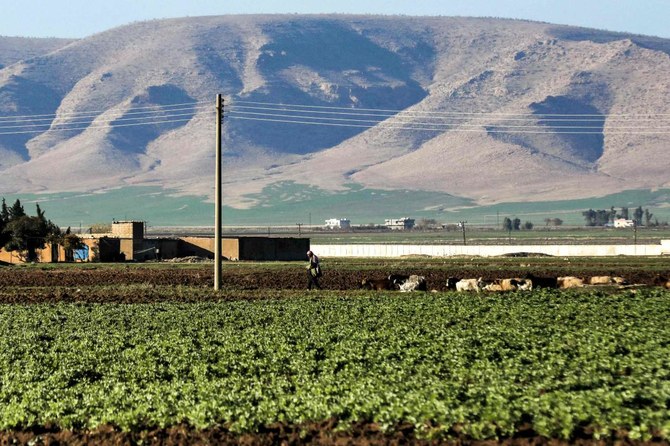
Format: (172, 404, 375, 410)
(325, 217, 415, 231)
(0, 217, 421, 265)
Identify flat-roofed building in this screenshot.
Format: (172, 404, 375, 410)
(385, 217, 415, 230)
(325, 218, 351, 229)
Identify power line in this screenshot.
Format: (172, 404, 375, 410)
(3, 104, 210, 125)
(0, 100, 210, 121)
(0, 117, 198, 136)
(0, 110, 207, 130)
(227, 114, 670, 135)
(1, 97, 670, 137)
(2, 98, 669, 123)
(227, 108, 670, 131)
(232, 99, 670, 118)
(231, 103, 670, 124)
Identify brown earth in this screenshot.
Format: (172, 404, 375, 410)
(1, 421, 669, 446)
(0, 263, 666, 299)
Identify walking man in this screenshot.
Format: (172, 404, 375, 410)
(306, 250, 322, 290)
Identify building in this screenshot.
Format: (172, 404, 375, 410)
(614, 219, 635, 228)
(112, 221, 145, 261)
(179, 236, 309, 261)
(0, 219, 310, 264)
(385, 217, 415, 230)
(324, 218, 351, 230)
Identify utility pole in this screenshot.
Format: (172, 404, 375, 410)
(296, 223, 302, 236)
(460, 221, 467, 245)
(214, 94, 223, 290)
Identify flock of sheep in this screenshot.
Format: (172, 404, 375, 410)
(360, 273, 670, 293)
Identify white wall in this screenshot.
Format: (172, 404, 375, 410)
(311, 241, 670, 258)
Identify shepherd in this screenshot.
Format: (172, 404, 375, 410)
(306, 250, 322, 290)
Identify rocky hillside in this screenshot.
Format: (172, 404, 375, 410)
(0, 36, 76, 69)
(0, 15, 669, 209)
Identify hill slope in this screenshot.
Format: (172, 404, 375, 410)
(0, 15, 669, 213)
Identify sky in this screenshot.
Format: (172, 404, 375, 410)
(2, 0, 670, 39)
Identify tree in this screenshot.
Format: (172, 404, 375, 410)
(633, 206, 644, 226)
(582, 209, 596, 226)
(0, 199, 9, 248)
(0, 198, 8, 223)
(5, 216, 48, 262)
(544, 217, 563, 226)
(523, 221, 534, 230)
(9, 199, 25, 220)
(502, 217, 512, 231)
(595, 209, 611, 226)
(416, 218, 438, 230)
(645, 209, 654, 227)
(61, 227, 85, 262)
(512, 218, 521, 231)
(618, 207, 629, 220)
(3, 203, 60, 262)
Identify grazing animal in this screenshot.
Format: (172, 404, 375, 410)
(612, 276, 628, 285)
(483, 278, 532, 292)
(398, 275, 427, 292)
(653, 276, 670, 289)
(483, 281, 505, 292)
(456, 278, 484, 292)
(524, 273, 558, 289)
(588, 276, 628, 286)
(513, 278, 533, 291)
(388, 274, 410, 290)
(557, 276, 584, 289)
(360, 277, 394, 291)
(445, 277, 461, 290)
(588, 276, 616, 285)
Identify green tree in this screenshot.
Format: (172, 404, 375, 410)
(8, 199, 25, 220)
(544, 217, 563, 226)
(416, 218, 438, 230)
(596, 209, 610, 226)
(523, 221, 534, 230)
(61, 227, 85, 262)
(4, 203, 60, 262)
(644, 209, 654, 227)
(633, 206, 644, 226)
(0, 198, 8, 222)
(502, 217, 512, 231)
(0, 199, 9, 248)
(512, 218, 521, 231)
(582, 209, 596, 226)
(618, 207, 629, 220)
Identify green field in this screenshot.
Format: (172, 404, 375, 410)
(1, 289, 670, 441)
(2, 183, 669, 228)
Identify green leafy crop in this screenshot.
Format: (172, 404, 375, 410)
(0, 289, 669, 440)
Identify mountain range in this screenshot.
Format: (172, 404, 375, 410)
(1, 15, 669, 225)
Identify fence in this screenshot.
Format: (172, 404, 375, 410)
(311, 240, 670, 258)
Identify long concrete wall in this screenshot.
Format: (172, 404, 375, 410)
(312, 240, 670, 258)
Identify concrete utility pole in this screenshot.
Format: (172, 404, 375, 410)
(214, 94, 223, 290)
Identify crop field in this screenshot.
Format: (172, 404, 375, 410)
(1, 258, 669, 445)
